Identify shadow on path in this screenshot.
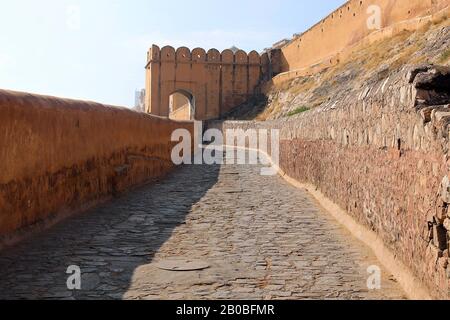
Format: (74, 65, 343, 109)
(0, 163, 220, 300)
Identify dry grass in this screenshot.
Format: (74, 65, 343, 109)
(359, 30, 415, 72)
(254, 21, 449, 120)
(289, 77, 316, 95)
(256, 100, 281, 121)
(389, 41, 423, 71)
(438, 48, 450, 64)
(432, 13, 449, 26)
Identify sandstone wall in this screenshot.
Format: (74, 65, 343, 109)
(169, 93, 192, 120)
(275, 0, 449, 82)
(0, 89, 194, 243)
(208, 66, 450, 299)
(170, 104, 191, 121)
(145, 45, 270, 120)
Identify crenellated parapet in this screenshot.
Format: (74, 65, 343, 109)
(145, 45, 271, 120)
(147, 45, 268, 67)
(272, 0, 449, 81)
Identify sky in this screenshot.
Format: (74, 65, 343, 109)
(0, 0, 346, 107)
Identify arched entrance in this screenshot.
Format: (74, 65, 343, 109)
(168, 90, 195, 121)
(145, 45, 270, 120)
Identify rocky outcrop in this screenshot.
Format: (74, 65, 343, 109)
(255, 23, 450, 121)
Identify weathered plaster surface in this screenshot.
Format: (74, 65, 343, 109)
(0, 89, 194, 243)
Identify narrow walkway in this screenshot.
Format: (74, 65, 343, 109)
(0, 152, 405, 300)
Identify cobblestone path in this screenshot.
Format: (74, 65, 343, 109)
(0, 152, 406, 300)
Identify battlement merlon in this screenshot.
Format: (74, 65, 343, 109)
(145, 44, 270, 67)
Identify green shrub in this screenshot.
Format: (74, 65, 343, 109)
(287, 106, 310, 117)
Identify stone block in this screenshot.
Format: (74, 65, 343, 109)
(416, 89, 432, 105)
(444, 219, 450, 231)
(426, 244, 443, 276)
(420, 107, 433, 123)
(433, 111, 450, 124)
(406, 65, 430, 84)
(433, 224, 448, 251)
(441, 176, 450, 203)
(423, 224, 433, 242)
(438, 257, 449, 270)
(436, 203, 448, 224)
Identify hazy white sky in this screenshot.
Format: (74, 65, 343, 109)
(0, 0, 346, 107)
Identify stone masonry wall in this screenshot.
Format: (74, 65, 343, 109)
(0, 89, 194, 244)
(208, 65, 450, 299)
(145, 45, 270, 120)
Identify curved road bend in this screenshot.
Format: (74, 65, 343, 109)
(0, 150, 405, 300)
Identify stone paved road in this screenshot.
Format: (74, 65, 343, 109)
(0, 151, 406, 300)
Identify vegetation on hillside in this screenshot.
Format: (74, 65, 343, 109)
(287, 106, 310, 117)
(228, 18, 449, 121)
(439, 48, 450, 64)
